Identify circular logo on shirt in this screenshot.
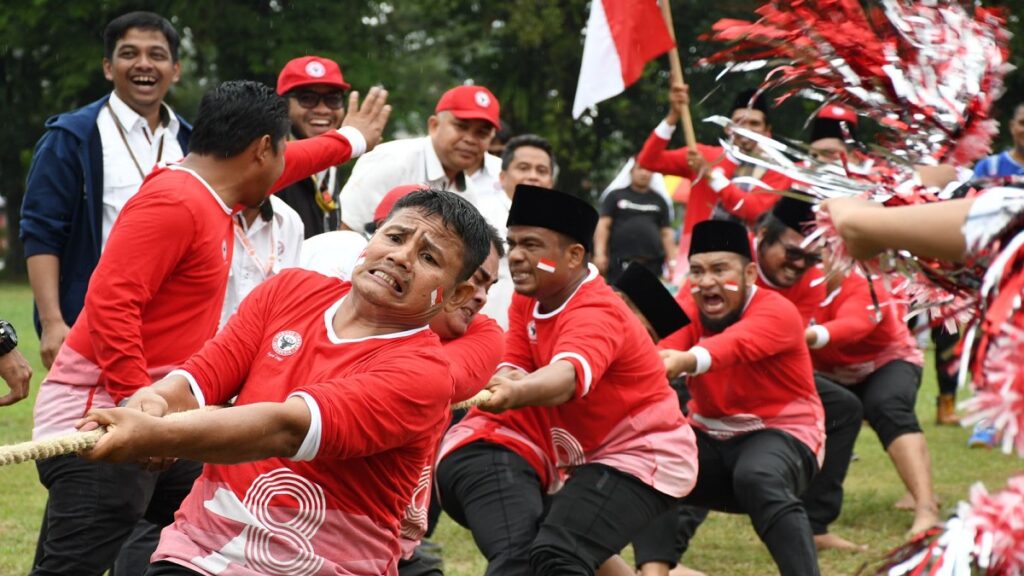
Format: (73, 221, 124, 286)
(305, 61, 327, 78)
(272, 330, 303, 356)
(527, 320, 537, 342)
(474, 91, 491, 108)
(221, 239, 229, 262)
(617, 199, 628, 209)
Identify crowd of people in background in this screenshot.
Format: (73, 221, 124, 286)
(0, 8, 1022, 576)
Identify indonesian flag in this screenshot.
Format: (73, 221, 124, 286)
(572, 0, 676, 118)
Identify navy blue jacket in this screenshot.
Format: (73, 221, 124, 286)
(19, 94, 192, 334)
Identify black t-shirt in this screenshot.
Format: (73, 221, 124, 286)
(600, 187, 670, 260)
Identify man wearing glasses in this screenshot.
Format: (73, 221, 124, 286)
(275, 56, 350, 237)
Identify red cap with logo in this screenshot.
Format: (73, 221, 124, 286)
(817, 104, 858, 125)
(435, 85, 501, 130)
(373, 185, 428, 226)
(277, 56, 351, 95)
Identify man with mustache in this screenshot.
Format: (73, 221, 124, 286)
(341, 85, 500, 234)
(634, 219, 824, 576)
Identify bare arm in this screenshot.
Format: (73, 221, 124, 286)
(478, 360, 576, 413)
(26, 254, 70, 368)
(821, 197, 973, 262)
(78, 396, 311, 465)
(660, 227, 676, 275)
(0, 349, 32, 406)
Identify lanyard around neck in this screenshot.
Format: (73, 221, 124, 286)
(233, 216, 276, 278)
(106, 100, 165, 181)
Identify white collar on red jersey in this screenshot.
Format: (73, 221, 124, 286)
(532, 264, 599, 320)
(323, 295, 430, 344)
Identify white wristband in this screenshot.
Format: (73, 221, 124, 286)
(709, 169, 730, 192)
(690, 346, 712, 375)
(338, 126, 367, 158)
(808, 325, 830, 349)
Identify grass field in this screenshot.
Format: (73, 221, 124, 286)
(0, 280, 1020, 575)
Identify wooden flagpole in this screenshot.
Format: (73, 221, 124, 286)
(658, 0, 697, 148)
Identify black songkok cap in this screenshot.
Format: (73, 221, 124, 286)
(771, 197, 815, 233)
(730, 89, 769, 118)
(689, 220, 752, 260)
(507, 184, 599, 252)
(614, 263, 690, 338)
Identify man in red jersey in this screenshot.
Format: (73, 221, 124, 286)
(78, 190, 492, 575)
(634, 219, 824, 576)
(447, 184, 698, 575)
(31, 80, 389, 576)
(637, 84, 791, 235)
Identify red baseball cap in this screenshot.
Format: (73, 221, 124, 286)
(817, 104, 858, 125)
(435, 85, 500, 130)
(372, 184, 428, 227)
(277, 56, 350, 95)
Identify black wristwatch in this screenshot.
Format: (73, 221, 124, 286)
(0, 320, 18, 356)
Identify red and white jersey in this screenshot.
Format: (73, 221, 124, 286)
(809, 274, 923, 384)
(660, 287, 825, 463)
(398, 313, 504, 557)
(34, 132, 358, 441)
(506, 265, 697, 498)
(152, 270, 451, 576)
(637, 128, 790, 235)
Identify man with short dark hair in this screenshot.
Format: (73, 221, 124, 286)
(594, 160, 675, 284)
(637, 85, 791, 235)
(79, 189, 492, 575)
(21, 11, 189, 370)
(634, 219, 824, 576)
(274, 55, 351, 237)
(30, 80, 389, 576)
(478, 134, 556, 327)
(341, 85, 500, 233)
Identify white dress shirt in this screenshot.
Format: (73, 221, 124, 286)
(96, 91, 185, 249)
(478, 191, 513, 329)
(469, 152, 504, 202)
(299, 230, 368, 281)
(220, 196, 305, 329)
(340, 136, 480, 232)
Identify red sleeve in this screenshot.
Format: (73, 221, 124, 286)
(270, 131, 354, 194)
(502, 294, 538, 373)
(715, 176, 786, 224)
(296, 350, 449, 459)
(444, 315, 505, 403)
(549, 301, 624, 398)
(636, 131, 695, 178)
(180, 273, 278, 405)
(698, 292, 805, 368)
(819, 277, 881, 347)
(87, 191, 195, 403)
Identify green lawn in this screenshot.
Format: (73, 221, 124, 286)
(0, 281, 1020, 575)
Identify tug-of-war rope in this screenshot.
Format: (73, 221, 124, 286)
(0, 390, 495, 467)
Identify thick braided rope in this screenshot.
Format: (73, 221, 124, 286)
(452, 389, 492, 411)
(0, 408, 214, 467)
(0, 429, 106, 466)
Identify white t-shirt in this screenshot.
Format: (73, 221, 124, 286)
(299, 230, 369, 281)
(340, 136, 480, 232)
(478, 191, 513, 329)
(96, 91, 185, 249)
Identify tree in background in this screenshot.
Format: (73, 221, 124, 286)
(2, 0, 1021, 276)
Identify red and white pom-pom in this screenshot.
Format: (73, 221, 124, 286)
(873, 476, 1024, 575)
(961, 326, 1024, 457)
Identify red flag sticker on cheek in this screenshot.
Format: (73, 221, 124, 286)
(723, 281, 740, 292)
(431, 286, 444, 306)
(537, 258, 557, 273)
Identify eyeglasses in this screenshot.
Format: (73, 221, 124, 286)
(783, 245, 822, 265)
(289, 90, 346, 110)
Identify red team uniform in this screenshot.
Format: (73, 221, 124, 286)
(153, 271, 453, 575)
(34, 131, 360, 441)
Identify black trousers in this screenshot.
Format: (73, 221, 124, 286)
(145, 561, 202, 575)
(32, 454, 201, 576)
(530, 463, 675, 576)
(633, 429, 820, 576)
(436, 441, 549, 576)
(848, 360, 923, 448)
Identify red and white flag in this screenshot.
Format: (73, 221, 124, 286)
(537, 258, 557, 273)
(572, 0, 676, 118)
